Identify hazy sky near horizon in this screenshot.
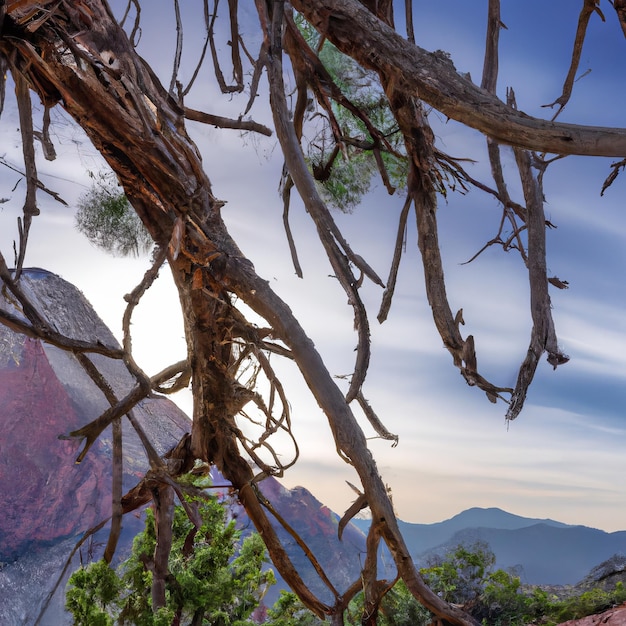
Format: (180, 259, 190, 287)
(1, 1, 625, 533)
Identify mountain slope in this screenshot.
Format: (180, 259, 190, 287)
(353, 506, 568, 557)
(401, 507, 569, 556)
(0, 269, 193, 625)
(0, 268, 368, 624)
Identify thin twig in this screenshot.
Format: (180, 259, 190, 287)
(122, 245, 168, 382)
(0, 157, 68, 205)
(169, 0, 183, 95)
(378, 195, 411, 323)
(181, 0, 211, 96)
(543, 0, 603, 119)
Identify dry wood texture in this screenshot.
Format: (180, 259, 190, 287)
(1, 1, 624, 624)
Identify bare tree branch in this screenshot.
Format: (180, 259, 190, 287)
(73, 352, 125, 564)
(292, 0, 626, 157)
(180, 0, 211, 96)
(184, 105, 272, 136)
(404, 0, 415, 43)
(543, 0, 603, 118)
(0, 157, 68, 205)
(614, 0, 626, 37)
(507, 139, 569, 421)
(12, 70, 39, 279)
(356, 390, 398, 446)
(601, 157, 626, 195)
(263, 2, 373, 404)
(119, 0, 142, 46)
(257, 485, 340, 602)
(169, 0, 183, 95)
(280, 173, 304, 278)
(378, 194, 411, 323)
(0, 52, 9, 116)
(208, 0, 244, 93)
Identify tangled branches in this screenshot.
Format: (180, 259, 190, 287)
(2, 0, 625, 624)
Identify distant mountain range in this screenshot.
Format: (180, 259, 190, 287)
(1, 269, 625, 626)
(354, 507, 626, 585)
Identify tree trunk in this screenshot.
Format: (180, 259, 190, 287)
(1, 2, 485, 624)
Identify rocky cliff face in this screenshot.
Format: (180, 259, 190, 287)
(0, 269, 368, 624)
(0, 269, 192, 625)
(0, 336, 112, 558)
(255, 477, 370, 603)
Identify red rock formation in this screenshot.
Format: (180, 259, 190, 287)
(558, 603, 626, 625)
(0, 337, 111, 557)
(0, 269, 192, 561)
(0, 269, 369, 622)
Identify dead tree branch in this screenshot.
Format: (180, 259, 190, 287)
(184, 106, 272, 136)
(507, 138, 569, 421)
(263, 1, 375, 404)
(12, 70, 40, 279)
(614, 0, 626, 37)
(543, 0, 604, 118)
(292, 0, 626, 157)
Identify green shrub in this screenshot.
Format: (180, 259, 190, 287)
(66, 494, 274, 625)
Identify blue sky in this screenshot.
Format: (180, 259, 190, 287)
(1, 1, 625, 532)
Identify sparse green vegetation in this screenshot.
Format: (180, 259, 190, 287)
(275, 545, 626, 626)
(295, 14, 408, 213)
(75, 171, 153, 257)
(265, 590, 325, 625)
(545, 581, 626, 625)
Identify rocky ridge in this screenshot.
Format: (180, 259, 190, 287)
(0, 269, 193, 624)
(0, 268, 368, 624)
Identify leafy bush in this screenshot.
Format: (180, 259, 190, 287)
(265, 591, 325, 625)
(548, 582, 626, 623)
(66, 495, 274, 625)
(376, 580, 432, 626)
(479, 569, 533, 625)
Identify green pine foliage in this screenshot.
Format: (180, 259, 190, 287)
(75, 171, 153, 257)
(65, 558, 121, 626)
(296, 14, 408, 212)
(265, 591, 325, 626)
(66, 495, 275, 625)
